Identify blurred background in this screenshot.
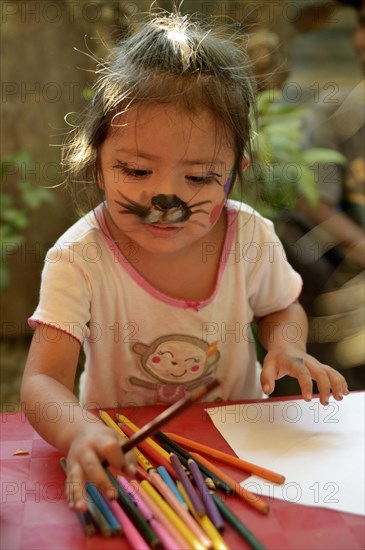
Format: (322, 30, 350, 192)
(1, 0, 363, 410)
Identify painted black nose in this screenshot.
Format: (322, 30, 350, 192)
(151, 194, 185, 211)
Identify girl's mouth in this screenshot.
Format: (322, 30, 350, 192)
(144, 223, 183, 237)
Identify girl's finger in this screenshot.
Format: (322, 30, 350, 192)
(66, 460, 87, 511)
(288, 357, 313, 401)
(101, 436, 136, 476)
(311, 367, 331, 406)
(260, 357, 278, 395)
(78, 448, 117, 501)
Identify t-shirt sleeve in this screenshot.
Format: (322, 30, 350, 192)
(28, 246, 92, 344)
(246, 215, 303, 318)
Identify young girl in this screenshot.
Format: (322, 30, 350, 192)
(21, 11, 349, 511)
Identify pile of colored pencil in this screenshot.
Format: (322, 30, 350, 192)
(61, 409, 286, 549)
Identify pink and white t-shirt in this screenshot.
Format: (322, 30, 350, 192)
(29, 200, 302, 408)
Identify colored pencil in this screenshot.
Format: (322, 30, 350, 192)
(191, 453, 269, 515)
(99, 409, 128, 440)
(160, 440, 191, 469)
(140, 480, 207, 550)
(119, 379, 220, 454)
(157, 465, 187, 507)
(188, 458, 225, 532)
(212, 493, 266, 550)
(120, 422, 177, 479)
(103, 467, 161, 548)
(108, 499, 151, 550)
(138, 483, 189, 550)
(149, 468, 212, 548)
(117, 424, 156, 473)
(136, 464, 150, 482)
(85, 482, 122, 535)
(117, 414, 171, 462)
(177, 482, 230, 550)
(170, 453, 206, 517)
(87, 499, 113, 537)
(155, 432, 232, 495)
(118, 475, 181, 550)
(166, 433, 285, 484)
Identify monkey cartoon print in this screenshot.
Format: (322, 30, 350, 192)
(129, 334, 220, 403)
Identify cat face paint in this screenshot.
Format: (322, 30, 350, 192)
(115, 191, 212, 225)
(99, 103, 235, 256)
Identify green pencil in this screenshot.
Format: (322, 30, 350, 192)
(103, 467, 161, 549)
(212, 492, 266, 550)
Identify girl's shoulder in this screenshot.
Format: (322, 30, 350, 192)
(53, 205, 104, 249)
(225, 199, 275, 234)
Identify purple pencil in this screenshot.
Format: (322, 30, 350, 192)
(188, 458, 225, 532)
(170, 453, 206, 517)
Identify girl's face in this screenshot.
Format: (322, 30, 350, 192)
(99, 103, 235, 256)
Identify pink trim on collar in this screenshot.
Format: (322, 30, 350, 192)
(95, 203, 237, 311)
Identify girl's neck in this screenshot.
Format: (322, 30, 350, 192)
(103, 206, 227, 301)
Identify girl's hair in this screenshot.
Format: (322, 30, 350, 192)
(63, 10, 257, 212)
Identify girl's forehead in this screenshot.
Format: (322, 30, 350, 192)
(105, 103, 234, 157)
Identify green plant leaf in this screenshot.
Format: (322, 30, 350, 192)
(264, 124, 302, 142)
(1, 208, 29, 229)
(298, 165, 319, 206)
(18, 180, 54, 209)
(302, 148, 347, 165)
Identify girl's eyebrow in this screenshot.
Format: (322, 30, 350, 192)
(114, 148, 223, 166)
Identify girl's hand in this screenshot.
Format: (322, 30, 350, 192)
(65, 423, 136, 511)
(260, 348, 350, 406)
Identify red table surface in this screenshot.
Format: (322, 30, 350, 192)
(1, 400, 364, 550)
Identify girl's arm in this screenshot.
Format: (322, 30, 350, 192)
(256, 302, 349, 405)
(21, 325, 135, 511)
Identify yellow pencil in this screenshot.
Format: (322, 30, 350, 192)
(149, 470, 212, 548)
(140, 480, 207, 550)
(138, 483, 190, 550)
(99, 410, 128, 439)
(99, 411, 154, 473)
(116, 423, 208, 546)
(177, 482, 230, 550)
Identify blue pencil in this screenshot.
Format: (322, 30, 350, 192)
(85, 482, 121, 535)
(156, 465, 187, 507)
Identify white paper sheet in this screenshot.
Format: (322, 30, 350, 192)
(206, 392, 365, 516)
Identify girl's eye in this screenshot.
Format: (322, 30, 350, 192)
(186, 174, 222, 185)
(113, 162, 151, 178)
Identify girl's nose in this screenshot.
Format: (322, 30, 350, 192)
(151, 194, 186, 211)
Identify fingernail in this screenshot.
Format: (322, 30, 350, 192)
(338, 392, 343, 400)
(305, 394, 312, 401)
(68, 501, 74, 509)
(263, 384, 270, 395)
